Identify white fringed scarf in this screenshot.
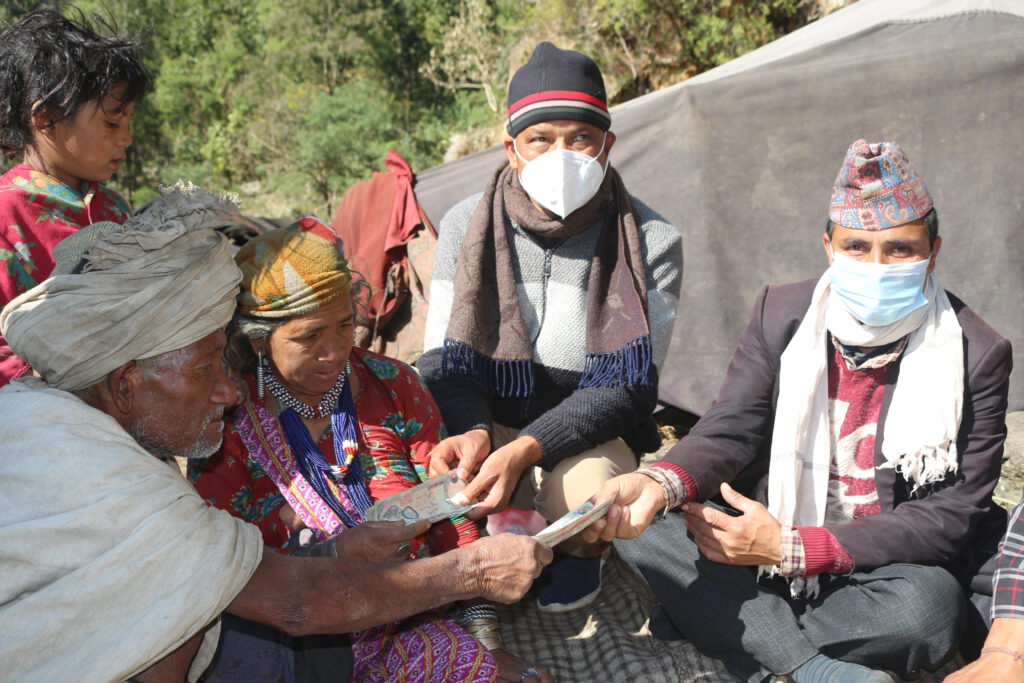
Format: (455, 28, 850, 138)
(763, 271, 963, 594)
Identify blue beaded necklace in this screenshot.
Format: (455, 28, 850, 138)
(268, 363, 373, 528)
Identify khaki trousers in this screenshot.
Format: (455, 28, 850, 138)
(492, 422, 637, 557)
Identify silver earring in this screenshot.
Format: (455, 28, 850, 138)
(256, 350, 266, 400)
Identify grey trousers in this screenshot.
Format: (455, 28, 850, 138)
(615, 512, 965, 682)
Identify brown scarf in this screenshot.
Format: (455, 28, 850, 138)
(441, 161, 651, 397)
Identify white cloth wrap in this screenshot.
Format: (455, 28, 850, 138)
(763, 270, 963, 591)
(0, 186, 241, 391)
(0, 377, 264, 681)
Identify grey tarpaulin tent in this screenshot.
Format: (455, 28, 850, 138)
(413, 0, 1024, 416)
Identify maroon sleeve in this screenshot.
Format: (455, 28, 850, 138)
(797, 525, 854, 575)
(658, 282, 812, 497)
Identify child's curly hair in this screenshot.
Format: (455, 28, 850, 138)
(0, 8, 152, 159)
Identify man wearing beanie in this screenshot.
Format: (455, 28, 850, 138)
(419, 41, 682, 616)
(586, 140, 1010, 682)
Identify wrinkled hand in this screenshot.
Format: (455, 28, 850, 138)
(946, 653, 1024, 682)
(453, 436, 541, 520)
(492, 650, 555, 683)
(583, 473, 667, 543)
(683, 482, 782, 566)
(428, 429, 491, 479)
(463, 533, 552, 603)
(947, 618, 1024, 681)
(333, 520, 430, 563)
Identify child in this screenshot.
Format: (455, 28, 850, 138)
(0, 8, 151, 385)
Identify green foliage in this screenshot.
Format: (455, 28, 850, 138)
(0, 1, 53, 25)
(296, 79, 398, 206)
(1, 0, 830, 214)
(522, 0, 805, 101)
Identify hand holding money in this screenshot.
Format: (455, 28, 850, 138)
(365, 472, 479, 525)
(582, 472, 668, 543)
(448, 435, 543, 520)
(533, 497, 613, 547)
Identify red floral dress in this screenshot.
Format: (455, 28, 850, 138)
(190, 347, 495, 682)
(0, 164, 130, 386)
(190, 346, 478, 554)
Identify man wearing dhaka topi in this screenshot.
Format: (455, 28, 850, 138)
(588, 140, 1010, 682)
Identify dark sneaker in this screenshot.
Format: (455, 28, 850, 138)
(535, 553, 603, 613)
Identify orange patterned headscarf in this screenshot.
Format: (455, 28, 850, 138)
(235, 216, 351, 318)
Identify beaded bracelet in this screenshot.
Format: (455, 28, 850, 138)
(982, 646, 1024, 663)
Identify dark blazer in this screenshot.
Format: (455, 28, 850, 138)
(663, 278, 1011, 578)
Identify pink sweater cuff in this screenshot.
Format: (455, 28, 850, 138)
(796, 525, 854, 576)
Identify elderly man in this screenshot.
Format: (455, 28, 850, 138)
(0, 183, 550, 682)
(419, 41, 682, 613)
(587, 141, 1010, 682)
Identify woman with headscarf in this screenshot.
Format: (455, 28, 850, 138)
(190, 217, 531, 681)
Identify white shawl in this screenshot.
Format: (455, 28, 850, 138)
(764, 271, 963, 591)
(0, 378, 263, 681)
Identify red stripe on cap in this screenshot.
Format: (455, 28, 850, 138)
(507, 90, 608, 116)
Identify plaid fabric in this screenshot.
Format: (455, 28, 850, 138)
(639, 465, 688, 510)
(993, 499, 1024, 620)
(778, 526, 805, 576)
(496, 548, 961, 681)
(498, 551, 732, 682)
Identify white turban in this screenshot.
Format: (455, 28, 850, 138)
(0, 182, 242, 391)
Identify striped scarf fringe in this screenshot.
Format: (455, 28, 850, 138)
(441, 338, 535, 398)
(578, 334, 653, 389)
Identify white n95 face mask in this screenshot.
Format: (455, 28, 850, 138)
(515, 134, 607, 219)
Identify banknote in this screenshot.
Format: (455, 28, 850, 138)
(365, 471, 477, 524)
(533, 497, 613, 547)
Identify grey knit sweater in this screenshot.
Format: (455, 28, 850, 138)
(418, 190, 682, 469)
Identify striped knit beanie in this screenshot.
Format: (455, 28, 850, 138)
(506, 42, 610, 137)
(829, 140, 933, 230)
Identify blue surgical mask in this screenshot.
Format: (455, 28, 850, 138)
(827, 251, 930, 327)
